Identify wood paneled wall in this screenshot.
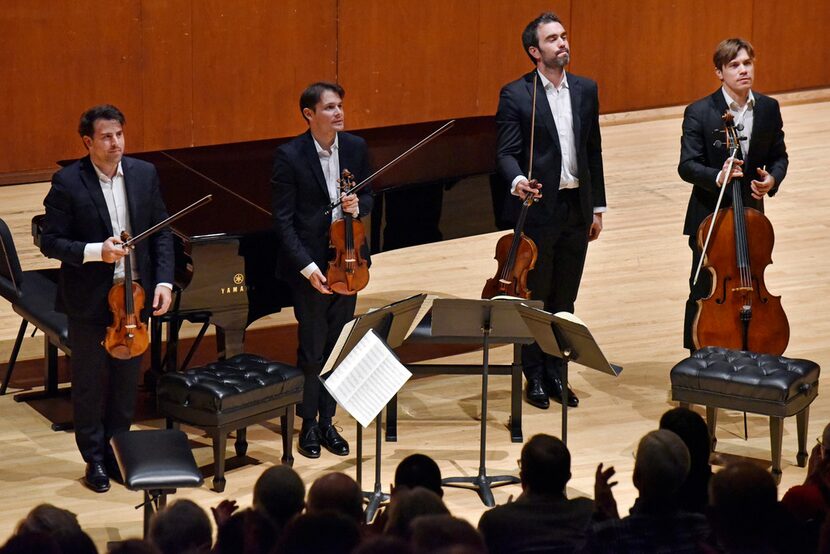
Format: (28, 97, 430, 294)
(1, 0, 827, 179)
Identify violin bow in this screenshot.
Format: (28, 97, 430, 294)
(324, 119, 456, 215)
(692, 112, 741, 285)
(122, 194, 213, 249)
(523, 71, 539, 206)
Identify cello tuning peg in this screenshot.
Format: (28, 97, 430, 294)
(735, 123, 745, 131)
(713, 140, 724, 148)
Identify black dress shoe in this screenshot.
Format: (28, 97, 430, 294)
(320, 424, 350, 456)
(298, 424, 322, 459)
(546, 376, 579, 407)
(83, 462, 110, 493)
(525, 377, 550, 409)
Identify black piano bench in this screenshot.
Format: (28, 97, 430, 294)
(156, 353, 304, 492)
(670, 346, 820, 482)
(111, 429, 204, 538)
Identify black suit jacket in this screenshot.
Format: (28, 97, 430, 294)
(40, 155, 174, 324)
(496, 70, 606, 228)
(678, 89, 788, 236)
(271, 131, 373, 280)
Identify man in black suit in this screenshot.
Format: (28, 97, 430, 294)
(678, 38, 788, 351)
(496, 12, 607, 409)
(478, 434, 594, 553)
(40, 104, 174, 493)
(271, 82, 373, 459)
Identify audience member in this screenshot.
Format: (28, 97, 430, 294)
(394, 454, 443, 497)
(659, 407, 712, 514)
(0, 532, 62, 554)
(148, 499, 212, 554)
(277, 512, 361, 554)
(782, 422, 830, 532)
(411, 515, 486, 554)
(107, 539, 160, 554)
(710, 461, 807, 554)
(478, 434, 593, 553)
(353, 536, 413, 554)
(252, 465, 305, 534)
(213, 508, 278, 554)
(306, 472, 364, 524)
(584, 429, 710, 553)
(384, 487, 449, 540)
(13, 503, 96, 554)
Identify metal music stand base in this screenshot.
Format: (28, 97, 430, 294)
(356, 410, 390, 523)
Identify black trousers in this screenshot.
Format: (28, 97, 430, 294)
(288, 274, 357, 423)
(684, 235, 712, 351)
(522, 189, 589, 381)
(68, 319, 142, 464)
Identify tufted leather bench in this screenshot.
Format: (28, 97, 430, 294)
(671, 346, 820, 481)
(156, 353, 303, 492)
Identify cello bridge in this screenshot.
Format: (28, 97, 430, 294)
(731, 286, 753, 293)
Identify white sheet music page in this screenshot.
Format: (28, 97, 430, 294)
(322, 329, 412, 428)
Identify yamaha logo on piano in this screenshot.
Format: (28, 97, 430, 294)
(220, 273, 247, 294)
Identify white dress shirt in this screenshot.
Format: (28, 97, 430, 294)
(83, 161, 138, 282)
(715, 87, 755, 186)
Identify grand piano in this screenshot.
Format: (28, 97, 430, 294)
(125, 116, 502, 371)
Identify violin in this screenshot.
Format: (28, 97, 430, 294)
(693, 111, 789, 355)
(327, 169, 369, 295)
(104, 231, 149, 359)
(482, 72, 541, 300)
(481, 186, 538, 299)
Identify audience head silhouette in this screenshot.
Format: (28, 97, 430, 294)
(521, 433, 571, 494)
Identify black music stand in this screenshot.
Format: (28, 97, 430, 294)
(431, 298, 539, 507)
(516, 304, 622, 444)
(322, 294, 426, 522)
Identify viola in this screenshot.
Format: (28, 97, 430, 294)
(104, 231, 149, 359)
(327, 169, 369, 295)
(481, 186, 538, 299)
(693, 111, 789, 355)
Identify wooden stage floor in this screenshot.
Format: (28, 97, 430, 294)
(1, 96, 829, 548)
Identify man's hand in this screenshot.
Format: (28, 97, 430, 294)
(751, 167, 775, 200)
(588, 213, 603, 242)
(102, 236, 129, 263)
(341, 193, 360, 217)
(594, 463, 619, 520)
(717, 157, 743, 187)
(516, 179, 542, 201)
(152, 286, 173, 316)
(309, 270, 333, 294)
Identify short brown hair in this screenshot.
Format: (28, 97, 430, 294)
(713, 38, 755, 70)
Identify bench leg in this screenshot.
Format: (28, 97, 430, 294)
(212, 431, 227, 493)
(770, 416, 783, 484)
(281, 407, 295, 467)
(235, 427, 248, 457)
(706, 406, 718, 451)
(797, 407, 810, 468)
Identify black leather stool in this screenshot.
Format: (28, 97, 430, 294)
(156, 353, 303, 492)
(111, 429, 203, 537)
(671, 346, 820, 481)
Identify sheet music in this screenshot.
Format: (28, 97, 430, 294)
(322, 329, 412, 428)
(322, 318, 357, 373)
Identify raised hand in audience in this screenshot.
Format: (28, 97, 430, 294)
(593, 463, 619, 520)
(211, 499, 239, 528)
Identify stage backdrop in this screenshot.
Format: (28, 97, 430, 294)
(1, 0, 828, 180)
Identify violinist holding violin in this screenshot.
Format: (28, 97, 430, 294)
(271, 82, 372, 459)
(496, 12, 607, 410)
(40, 105, 174, 493)
(678, 38, 788, 353)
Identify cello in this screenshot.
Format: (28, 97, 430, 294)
(692, 111, 789, 355)
(327, 169, 370, 295)
(482, 72, 540, 299)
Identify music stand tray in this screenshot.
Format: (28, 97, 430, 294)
(516, 304, 622, 444)
(430, 298, 539, 507)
